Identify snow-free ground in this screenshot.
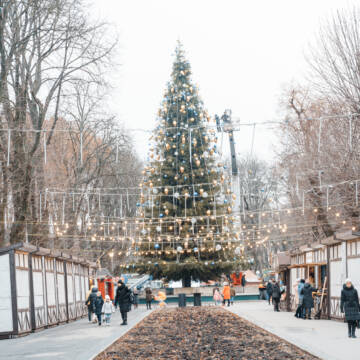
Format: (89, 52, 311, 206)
(227, 300, 360, 360)
(0, 307, 152, 360)
(2, 301, 359, 360)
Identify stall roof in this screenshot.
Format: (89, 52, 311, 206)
(321, 235, 339, 246)
(0, 243, 98, 268)
(289, 248, 302, 255)
(277, 252, 291, 266)
(36, 247, 51, 256)
(336, 230, 360, 241)
(311, 242, 326, 249)
(0, 242, 37, 255)
(50, 249, 62, 258)
(273, 251, 291, 272)
(299, 244, 313, 252)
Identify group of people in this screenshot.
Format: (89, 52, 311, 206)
(213, 282, 236, 306)
(293, 278, 317, 320)
(265, 279, 285, 312)
(85, 279, 145, 326)
(295, 278, 360, 338)
(267, 277, 360, 339)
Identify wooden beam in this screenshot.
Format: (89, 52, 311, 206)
(28, 253, 36, 331)
(64, 261, 69, 323)
(9, 250, 18, 335)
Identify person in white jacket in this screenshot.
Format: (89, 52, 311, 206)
(102, 295, 114, 326)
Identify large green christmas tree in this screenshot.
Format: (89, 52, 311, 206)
(134, 43, 242, 286)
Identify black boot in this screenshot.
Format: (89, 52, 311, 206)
(348, 322, 352, 338)
(352, 323, 357, 338)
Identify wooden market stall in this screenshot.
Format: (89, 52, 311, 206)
(322, 230, 360, 319)
(96, 268, 116, 301)
(272, 252, 291, 311)
(288, 243, 328, 316)
(285, 230, 360, 320)
(0, 243, 97, 339)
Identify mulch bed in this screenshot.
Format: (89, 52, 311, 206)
(95, 307, 319, 360)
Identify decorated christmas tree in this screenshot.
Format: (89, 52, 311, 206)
(133, 42, 243, 286)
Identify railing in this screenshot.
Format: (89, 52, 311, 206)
(127, 275, 150, 290)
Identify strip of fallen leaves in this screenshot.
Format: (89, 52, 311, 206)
(95, 307, 319, 360)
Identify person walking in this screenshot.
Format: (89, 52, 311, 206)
(272, 281, 281, 312)
(230, 286, 236, 305)
(340, 278, 360, 338)
(294, 279, 305, 318)
(115, 280, 131, 325)
(266, 281, 273, 305)
(88, 286, 98, 323)
(94, 291, 104, 326)
(213, 287, 222, 306)
(145, 287, 153, 310)
(301, 279, 317, 319)
(102, 295, 114, 326)
(85, 285, 95, 322)
(222, 282, 231, 307)
(133, 287, 139, 309)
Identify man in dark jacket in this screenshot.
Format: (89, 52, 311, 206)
(295, 279, 305, 318)
(341, 278, 360, 338)
(266, 281, 273, 305)
(301, 279, 317, 319)
(272, 281, 281, 312)
(114, 280, 131, 325)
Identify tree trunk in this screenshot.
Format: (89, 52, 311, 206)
(0, 160, 9, 248)
(182, 275, 191, 288)
(9, 157, 33, 244)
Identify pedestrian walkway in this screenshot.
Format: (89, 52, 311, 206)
(1, 307, 152, 360)
(228, 301, 360, 360)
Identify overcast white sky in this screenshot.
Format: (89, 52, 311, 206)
(91, 0, 357, 162)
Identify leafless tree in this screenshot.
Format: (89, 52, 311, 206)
(307, 7, 360, 112)
(277, 84, 360, 245)
(237, 155, 279, 270)
(0, 0, 117, 246)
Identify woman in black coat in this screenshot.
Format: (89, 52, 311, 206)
(300, 280, 317, 319)
(266, 281, 273, 305)
(340, 279, 360, 338)
(114, 280, 131, 325)
(272, 282, 281, 312)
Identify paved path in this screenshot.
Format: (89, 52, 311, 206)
(228, 301, 360, 360)
(1, 307, 152, 360)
